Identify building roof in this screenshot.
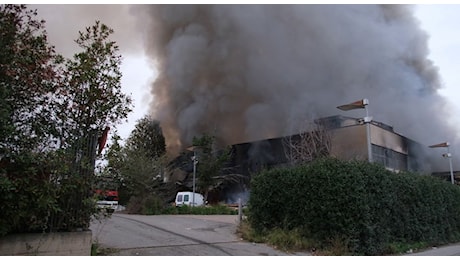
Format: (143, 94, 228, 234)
(315, 114, 394, 132)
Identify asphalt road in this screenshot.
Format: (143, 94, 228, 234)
(405, 243, 460, 256)
(90, 213, 310, 256)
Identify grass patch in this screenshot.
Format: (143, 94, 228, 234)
(385, 241, 430, 255)
(160, 204, 239, 215)
(236, 219, 266, 243)
(91, 241, 119, 256)
(236, 219, 315, 254)
(265, 227, 315, 252)
(316, 236, 353, 256)
(236, 219, 436, 256)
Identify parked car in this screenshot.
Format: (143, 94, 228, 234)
(175, 191, 204, 207)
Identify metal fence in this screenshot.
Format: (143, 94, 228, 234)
(47, 130, 99, 232)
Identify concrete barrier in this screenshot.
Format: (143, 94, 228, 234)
(0, 230, 92, 256)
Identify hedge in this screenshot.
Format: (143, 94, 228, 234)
(247, 157, 460, 255)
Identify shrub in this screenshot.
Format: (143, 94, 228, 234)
(160, 204, 238, 215)
(0, 149, 100, 236)
(125, 194, 164, 215)
(142, 195, 164, 215)
(247, 157, 460, 255)
(0, 5, 131, 237)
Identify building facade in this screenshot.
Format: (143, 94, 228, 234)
(316, 115, 429, 173)
(229, 115, 430, 176)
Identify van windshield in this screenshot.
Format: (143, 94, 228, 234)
(177, 194, 183, 202)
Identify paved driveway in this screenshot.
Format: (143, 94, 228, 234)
(90, 213, 310, 256)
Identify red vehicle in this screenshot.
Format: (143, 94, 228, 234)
(95, 189, 119, 213)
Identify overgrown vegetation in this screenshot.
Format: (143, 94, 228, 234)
(102, 116, 168, 211)
(245, 157, 460, 255)
(124, 200, 239, 215)
(91, 240, 119, 256)
(161, 204, 238, 215)
(192, 134, 232, 202)
(0, 4, 132, 236)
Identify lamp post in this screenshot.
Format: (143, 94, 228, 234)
(337, 98, 373, 163)
(187, 146, 199, 207)
(429, 142, 454, 184)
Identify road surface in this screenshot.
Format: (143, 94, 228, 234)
(90, 213, 310, 256)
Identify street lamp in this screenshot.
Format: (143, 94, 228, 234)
(337, 98, 373, 162)
(187, 146, 200, 207)
(429, 142, 454, 184)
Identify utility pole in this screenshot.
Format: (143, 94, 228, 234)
(429, 142, 455, 184)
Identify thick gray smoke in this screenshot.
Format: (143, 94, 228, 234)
(135, 4, 458, 163)
(30, 4, 460, 172)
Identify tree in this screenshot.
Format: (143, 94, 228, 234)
(66, 20, 132, 130)
(97, 131, 127, 201)
(102, 131, 125, 182)
(282, 120, 332, 166)
(53, 20, 133, 229)
(192, 134, 231, 203)
(0, 4, 63, 156)
(0, 5, 133, 235)
(106, 116, 167, 210)
(124, 116, 166, 159)
(0, 4, 66, 236)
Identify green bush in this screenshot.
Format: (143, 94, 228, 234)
(0, 151, 99, 236)
(247, 157, 460, 255)
(142, 195, 164, 215)
(125, 194, 164, 215)
(0, 154, 58, 236)
(160, 204, 238, 215)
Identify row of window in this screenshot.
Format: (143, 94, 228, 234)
(372, 145, 407, 171)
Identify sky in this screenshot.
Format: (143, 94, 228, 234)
(21, 3, 460, 150)
(415, 4, 460, 125)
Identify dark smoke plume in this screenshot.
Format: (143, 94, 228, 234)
(136, 4, 458, 165)
(31, 4, 460, 171)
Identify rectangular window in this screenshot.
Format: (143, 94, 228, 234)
(372, 145, 407, 171)
(184, 194, 189, 202)
(177, 195, 183, 202)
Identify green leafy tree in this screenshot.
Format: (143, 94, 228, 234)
(102, 131, 125, 184)
(106, 116, 167, 209)
(0, 4, 63, 156)
(62, 20, 132, 145)
(192, 134, 231, 202)
(0, 4, 133, 235)
(123, 116, 166, 194)
(124, 116, 166, 159)
(96, 131, 127, 201)
(53, 20, 133, 229)
(0, 4, 65, 236)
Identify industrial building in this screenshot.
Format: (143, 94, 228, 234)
(315, 115, 429, 173)
(229, 115, 430, 176)
(168, 114, 457, 204)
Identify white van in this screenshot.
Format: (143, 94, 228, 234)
(175, 191, 204, 207)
